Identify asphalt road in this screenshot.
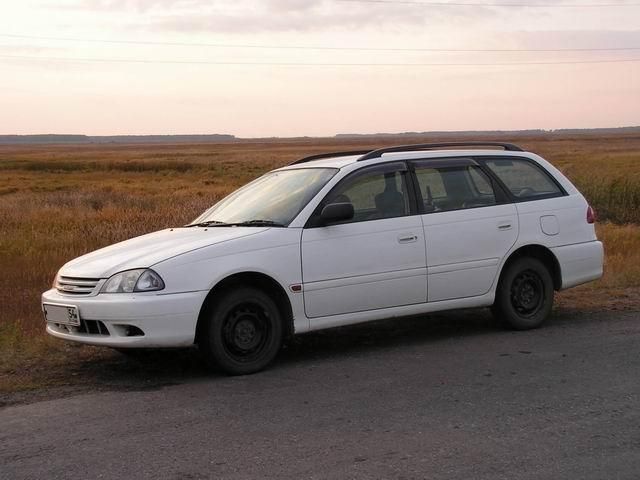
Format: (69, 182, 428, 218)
(2, 309, 639, 480)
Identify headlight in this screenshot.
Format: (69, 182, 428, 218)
(101, 269, 165, 294)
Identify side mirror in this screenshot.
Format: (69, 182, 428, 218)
(320, 202, 354, 225)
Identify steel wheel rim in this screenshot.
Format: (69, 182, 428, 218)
(510, 269, 544, 317)
(222, 302, 271, 363)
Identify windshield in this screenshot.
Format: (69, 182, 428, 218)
(191, 167, 338, 227)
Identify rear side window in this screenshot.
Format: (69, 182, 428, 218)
(415, 168, 446, 199)
(414, 165, 497, 213)
(484, 158, 562, 200)
(468, 167, 494, 195)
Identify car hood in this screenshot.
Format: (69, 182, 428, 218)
(60, 227, 269, 278)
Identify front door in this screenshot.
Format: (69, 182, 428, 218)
(301, 162, 427, 318)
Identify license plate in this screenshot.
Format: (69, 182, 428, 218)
(43, 303, 81, 326)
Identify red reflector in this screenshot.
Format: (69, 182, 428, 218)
(586, 205, 596, 224)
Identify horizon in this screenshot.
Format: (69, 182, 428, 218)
(2, 124, 640, 141)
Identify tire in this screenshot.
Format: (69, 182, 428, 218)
(199, 287, 283, 375)
(492, 257, 554, 330)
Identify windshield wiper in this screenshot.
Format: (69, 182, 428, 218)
(232, 220, 286, 227)
(185, 219, 286, 228)
(185, 220, 230, 228)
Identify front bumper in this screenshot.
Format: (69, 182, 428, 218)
(41, 288, 208, 348)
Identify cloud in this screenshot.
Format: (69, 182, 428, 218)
(56, 0, 640, 37)
(64, 0, 485, 33)
(64, 0, 205, 12)
(0, 44, 65, 55)
(511, 29, 640, 50)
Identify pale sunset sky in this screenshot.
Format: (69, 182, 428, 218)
(1, 0, 639, 137)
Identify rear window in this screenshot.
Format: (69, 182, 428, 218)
(483, 158, 563, 200)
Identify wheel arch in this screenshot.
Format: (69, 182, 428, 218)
(195, 272, 294, 344)
(499, 244, 562, 291)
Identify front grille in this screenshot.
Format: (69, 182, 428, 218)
(51, 319, 110, 336)
(56, 276, 101, 296)
(79, 319, 109, 335)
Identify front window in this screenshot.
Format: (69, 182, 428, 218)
(192, 168, 338, 227)
(323, 168, 410, 223)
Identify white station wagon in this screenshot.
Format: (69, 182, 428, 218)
(42, 142, 604, 374)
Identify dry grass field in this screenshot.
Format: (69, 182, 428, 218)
(1, 133, 639, 393)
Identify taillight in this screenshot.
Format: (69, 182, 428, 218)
(586, 205, 596, 224)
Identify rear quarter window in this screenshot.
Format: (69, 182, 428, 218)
(483, 158, 563, 200)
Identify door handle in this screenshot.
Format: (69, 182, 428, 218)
(497, 222, 512, 231)
(398, 234, 418, 244)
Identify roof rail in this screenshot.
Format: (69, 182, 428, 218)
(289, 150, 372, 166)
(357, 142, 524, 161)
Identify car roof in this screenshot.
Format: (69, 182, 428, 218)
(277, 149, 530, 171)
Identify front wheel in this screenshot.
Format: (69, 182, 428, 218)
(492, 257, 554, 330)
(199, 287, 283, 375)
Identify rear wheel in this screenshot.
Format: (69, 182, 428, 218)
(492, 257, 554, 330)
(199, 287, 283, 375)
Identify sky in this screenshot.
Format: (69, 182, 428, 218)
(0, 0, 639, 137)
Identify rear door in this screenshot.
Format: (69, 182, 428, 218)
(411, 158, 518, 302)
(301, 162, 427, 318)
